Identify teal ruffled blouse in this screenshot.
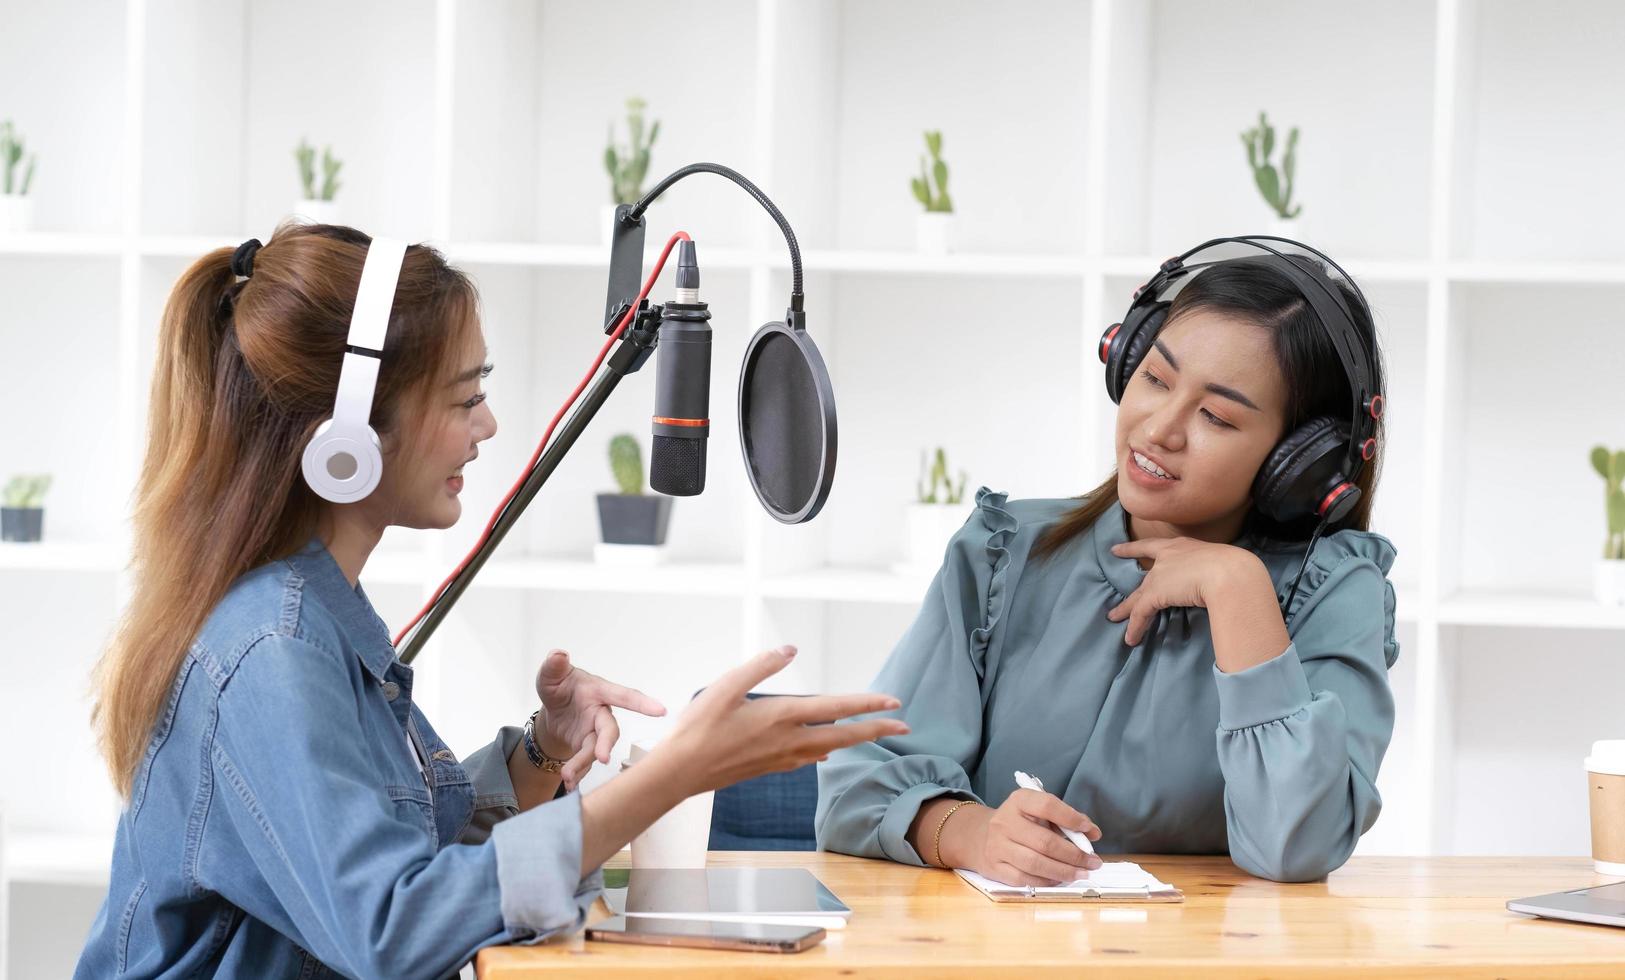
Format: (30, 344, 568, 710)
(815, 487, 1399, 883)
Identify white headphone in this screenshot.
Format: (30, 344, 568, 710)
(301, 236, 408, 503)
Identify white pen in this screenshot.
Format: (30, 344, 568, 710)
(1013, 770, 1097, 857)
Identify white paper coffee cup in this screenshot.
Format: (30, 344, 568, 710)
(623, 741, 714, 869)
(1585, 740, 1625, 876)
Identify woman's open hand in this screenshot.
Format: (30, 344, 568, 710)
(534, 650, 666, 790)
(658, 645, 911, 795)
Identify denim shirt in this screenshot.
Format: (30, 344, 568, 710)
(76, 539, 601, 979)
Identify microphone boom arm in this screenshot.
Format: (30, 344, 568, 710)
(396, 163, 807, 664)
(395, 307, 661, 663)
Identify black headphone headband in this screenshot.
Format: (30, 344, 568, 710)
(1135, 235, 1380, 478)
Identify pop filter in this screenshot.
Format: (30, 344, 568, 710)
(738, 317, 837, 524)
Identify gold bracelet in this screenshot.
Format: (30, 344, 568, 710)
(931, 800, 980, 869)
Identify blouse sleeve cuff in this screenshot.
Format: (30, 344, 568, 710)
(1212, 642, 1312, 731)
(491, 791, 601, 940)
(879, 782, 978, 867)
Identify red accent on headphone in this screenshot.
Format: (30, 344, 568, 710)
(1366, 394, 1384, 420)
(1100, 323, 1121, 364)
(1317, 483, 1354, 518)
(1360, 438, 1377, 461)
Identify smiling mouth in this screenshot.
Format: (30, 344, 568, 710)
(1131, 450, 1178, 481)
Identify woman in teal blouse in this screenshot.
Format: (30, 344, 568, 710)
(816, 247, 1398, 884)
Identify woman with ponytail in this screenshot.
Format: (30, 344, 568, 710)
(77, 222, 906, 979)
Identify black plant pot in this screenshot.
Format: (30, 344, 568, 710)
(1, 507, 44, 543)
(596, 494, 672, 546)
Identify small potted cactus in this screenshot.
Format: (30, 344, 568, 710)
(1240, 111, 1302, 237)
(896, 448, 970, 573)
(1591, 445, 1625, 605)
(292, 138, 342, 224)
(1, 474, 51, 543)
(1, 120, 38, 235)
(595, 433, 673, 565)
(911, 130, 954, 254)
(602, 98, 659, 247)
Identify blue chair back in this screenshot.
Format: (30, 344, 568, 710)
(700, 692, 820, 851)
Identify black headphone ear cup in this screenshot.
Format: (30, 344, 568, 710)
(1105, 301, 1168, 403)
(1252, 416, 1352, 523)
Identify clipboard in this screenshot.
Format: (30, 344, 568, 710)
(955, 866, 1185, 904)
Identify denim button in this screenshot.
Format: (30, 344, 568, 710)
(432, 750, 456, 762)
(381, 681, 400, 702)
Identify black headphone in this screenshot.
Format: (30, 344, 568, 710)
(1098, 236, 1384, 528)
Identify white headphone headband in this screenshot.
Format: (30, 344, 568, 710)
(301, 236, 408, 504)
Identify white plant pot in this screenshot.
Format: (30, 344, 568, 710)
(1596, 560, 1625, 606)
(916, 212, 954, 255)
(897, 502, 971, 572)
(0, 194, 34, 235)
(291, 199, 339, 225)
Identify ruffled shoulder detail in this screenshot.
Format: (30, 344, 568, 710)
(966, 486, 1018, 678)
(1277, 529, 1400, 667)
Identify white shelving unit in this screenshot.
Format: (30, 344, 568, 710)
(3, 0, 1624, 903)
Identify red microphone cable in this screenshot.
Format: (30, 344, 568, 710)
(392, 231, 692, 647)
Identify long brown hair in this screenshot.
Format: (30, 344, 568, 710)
(93, 221, 482, 797)
(1033, 255, 1385, 563)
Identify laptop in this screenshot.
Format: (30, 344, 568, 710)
(1508, 880, 1625, 927)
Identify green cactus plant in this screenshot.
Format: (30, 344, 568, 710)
(1240, 111, 1301, 220)
(1590, 445, 1625, 561)
(295, 139, 343, 202)
(604, 98, 660, 206)
(916, 447, 967, 505)
(1, 474, 51, 509)
(1, 120, 37, 196)
(609, 433, 644, 496)
(910, 130, 953, 213)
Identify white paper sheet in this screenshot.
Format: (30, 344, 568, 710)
(955, 861, 1178, 898)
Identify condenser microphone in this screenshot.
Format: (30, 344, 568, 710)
(649, 240, 712, 496)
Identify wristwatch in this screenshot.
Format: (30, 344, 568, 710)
(522, 709, 569, 772)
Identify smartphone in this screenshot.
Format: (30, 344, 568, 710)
(585, 915, 827, 953)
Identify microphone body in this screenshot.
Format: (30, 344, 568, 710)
(650, 242, 711, 496)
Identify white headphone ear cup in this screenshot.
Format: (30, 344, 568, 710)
(302, 419, 384, 504)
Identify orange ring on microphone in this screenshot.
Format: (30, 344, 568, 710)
(652, 417, 709, 427)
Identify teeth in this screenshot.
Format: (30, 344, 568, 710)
(1133, 451, 1173, 480)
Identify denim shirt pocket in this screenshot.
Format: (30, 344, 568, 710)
(385, 782, 437, 842)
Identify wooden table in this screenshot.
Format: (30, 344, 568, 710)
(476, 852, 1625, 978)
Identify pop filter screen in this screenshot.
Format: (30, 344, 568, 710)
(738, 322, 837, 524)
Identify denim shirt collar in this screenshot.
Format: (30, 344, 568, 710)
(288, 537, 399, 682)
